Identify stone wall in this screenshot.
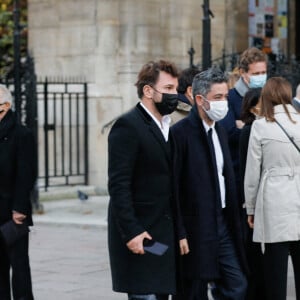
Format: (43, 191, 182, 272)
(28, 0, 248, 191)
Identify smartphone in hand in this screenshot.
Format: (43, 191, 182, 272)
(143, 239, 169, 256)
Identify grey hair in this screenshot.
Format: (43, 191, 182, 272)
(192, 67, 228, 98)
(0, 84, 12, 105)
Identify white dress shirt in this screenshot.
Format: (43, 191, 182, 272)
(140, 102, 171, 142)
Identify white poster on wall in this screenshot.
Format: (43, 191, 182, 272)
(278, 0, 287, 13)
(248, 0, 255, 14)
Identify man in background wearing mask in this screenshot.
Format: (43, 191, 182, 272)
(108, 60, 184, 300)
(171, 66, 200, 124)
(292, 83, 300, 112)
(171, 67, 248, 300)
(219, 47, 267, 300)
(220, 47, 267, 192)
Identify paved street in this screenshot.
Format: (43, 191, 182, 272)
(29, 195, 296, 300)
(30, 195, 123, 300)
(30, 224, 123, 300)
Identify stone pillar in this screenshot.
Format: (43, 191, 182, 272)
(28, 0, 243, 191)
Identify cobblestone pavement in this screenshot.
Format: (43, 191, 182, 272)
(29, 196, 296, 300)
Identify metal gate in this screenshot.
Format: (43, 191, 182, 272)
(37, 79, 88, 190)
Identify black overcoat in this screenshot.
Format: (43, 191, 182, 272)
(171, 107, 248, 281)
(0, 110, 36, 225)
(107, 103, 176, 294)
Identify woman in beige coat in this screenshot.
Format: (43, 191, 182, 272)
(244, 77, 300, 300)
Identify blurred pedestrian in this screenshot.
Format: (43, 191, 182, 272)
(108, 60, 182, 300)
(0, 85, 36, 300)
(171, 66, 200, 124)
(227, 67, 240, 89)
(244, 77, 300, 300)
(239, 88, 262, 206)
(172, 67, 248, 300)
(239, 88, 266, 300)
(292, 83, 300, 112)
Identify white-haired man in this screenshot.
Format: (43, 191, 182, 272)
(0, 84, 36, 300)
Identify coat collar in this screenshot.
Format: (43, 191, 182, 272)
(136, 103, 172, 164)
(274, 104, 299, 115)
(234, 77, 249, 97)
(189, 105, 221, 132)
(292, 98, 300, 113)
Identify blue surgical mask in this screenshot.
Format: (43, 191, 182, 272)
(249, 74, 267, 88)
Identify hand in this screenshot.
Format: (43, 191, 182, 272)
(236, 120, 245, 129)
(12, 211, 27, 224)
(179, 238, 189, 255)
(248, 215, 254, 229)
(126, 231, 152, 255)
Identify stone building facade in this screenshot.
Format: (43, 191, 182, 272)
(28, 0, 298, 191)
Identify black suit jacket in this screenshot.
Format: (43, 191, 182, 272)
(0, 110, 36, 225)
(107, 103, 176, 294)
(171, 106, 248, 280)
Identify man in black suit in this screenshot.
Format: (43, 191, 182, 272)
(0, 85, 36, 300)
(108, 60, 182, 300)
(171, 67, 248, 300)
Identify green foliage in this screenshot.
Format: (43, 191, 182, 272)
(0, 0, 27, 78)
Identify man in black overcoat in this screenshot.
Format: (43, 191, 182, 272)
(0, 85, 36, 299)
(108, 60, 183, 300)
(171, 68, 248, 300)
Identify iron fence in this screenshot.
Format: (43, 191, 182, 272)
(37, 79, 89, 190)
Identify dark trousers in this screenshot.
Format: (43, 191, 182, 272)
(174, 211, 247, 300)
(172, 279, 209, 300)
(263, 241, 300, 300)
(211, 211, 247, 300)
(0, 233, 34, 300)
(128, 294, 168, 300)
(245, 227, 266, 300)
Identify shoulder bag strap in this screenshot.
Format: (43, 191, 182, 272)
(275, 119, 300, 153)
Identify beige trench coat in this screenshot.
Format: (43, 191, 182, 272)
(244, 104, 300, 245)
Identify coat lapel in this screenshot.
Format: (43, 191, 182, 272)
(136, 103, 171, 165)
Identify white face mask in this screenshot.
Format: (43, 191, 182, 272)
(248, 74, 267, 88)
(202, 98, 228, 121)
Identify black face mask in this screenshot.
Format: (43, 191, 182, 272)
(154, 92, 178, 116)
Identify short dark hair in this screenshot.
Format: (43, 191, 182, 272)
(177, 66, 201, 94)
(240, 88, 261, 125)
(238, 47, 267, 72)
(135, 60, 179, 99)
